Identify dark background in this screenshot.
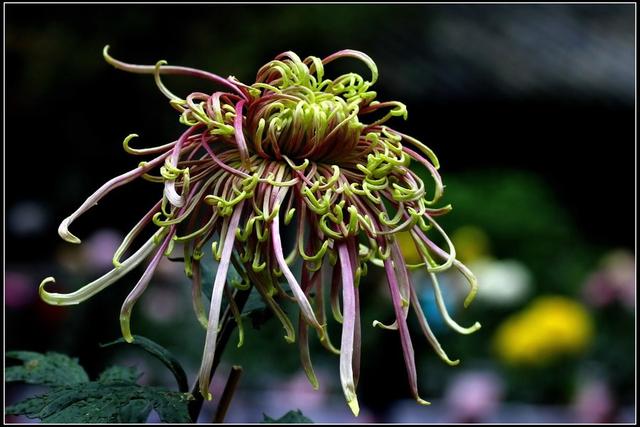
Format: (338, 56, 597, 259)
(5, 4, 635, 258)
(5, 4, 636, 423)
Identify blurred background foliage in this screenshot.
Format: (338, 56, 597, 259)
(5, 3, 635, 423)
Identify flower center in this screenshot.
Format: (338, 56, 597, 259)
(247, 93, 363, 163)
(244, 51, 377, 164)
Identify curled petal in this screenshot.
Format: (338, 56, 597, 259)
(58, 153, 170, 244)
(429, 272, 481, 335)
(113, 200, 162, 268)
(57, 217, 80, 244)
(153, 60, 182, 101)
(233, 100, 251, 169)
(164, 180, 185, 208)
(322, 49, 378, 85)
(409, 280, 460, 366)
(40, 233, 160, 305)
(103, 45, 248, 100)
(122, 133, 178, 156)
(418, 232, 479, 308)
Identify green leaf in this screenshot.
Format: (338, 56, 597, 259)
(241, 286, 269, 315)
(97, 366, 142, 384)
(262, 409, 313, 423)
(147, 387, 195, 423)
(101, 335, 189, 392)
(6, 382, 193, 423)
(117, 399, 153, 423)
(6, 351, 89, 386)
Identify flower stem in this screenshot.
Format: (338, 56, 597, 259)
(213, 365, 244, 423)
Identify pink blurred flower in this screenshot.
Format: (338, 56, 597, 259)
(82, 229, 124, 270)
(5, 271, 36, 308)
(583, 250, 635, 310)
(445, 371, 504, 422)
(573, 379, 615, 423)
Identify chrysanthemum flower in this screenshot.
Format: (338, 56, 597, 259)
(39, 47, 481, 416)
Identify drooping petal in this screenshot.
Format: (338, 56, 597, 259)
(223, 282, 244, 348)
(330, 258, 344, 324)
(337, 242, 360, 416)
(383, 254, 430, 406)
(39, 232, 161, 305)
(232, 252, 296, 344)
(120, 226, 176, 342)
(298, 265, 319, 389)
(353, 273, 362, 389)
(197, 202, 244, 400)
(113, 200, 162, 268)
(346, 237, 362, 388)
(271, 213, 322, 331)
(390, 236, 412, 316)
(312, 262, 340, 355)
(298, 311, 319, 390)
(409, 277, 460, 366)
(191, 261, 209, 329)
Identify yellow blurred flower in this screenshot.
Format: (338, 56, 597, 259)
(451, 226, 490, 264)
(493, 296, 593, 365)
(396, 231, 423, 265)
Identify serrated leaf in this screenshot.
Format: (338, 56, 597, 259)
(44, 395, 123, 423)
(145, 387, 195, 423)
(6, 382, 193, 423)
(98, 366, 141, 384)
(262, 409, 313, 423)
(6, 351, 89, 386)
(5, 394, 48, 418)
(101, 335, 188, 393)
(118, 399, 153, 423)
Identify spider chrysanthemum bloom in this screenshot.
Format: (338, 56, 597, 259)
(39, 47, 481, 415)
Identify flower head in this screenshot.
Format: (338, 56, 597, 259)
(40, 47, 480, 415)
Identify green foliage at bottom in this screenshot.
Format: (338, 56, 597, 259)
(6, 351, 192, 423)
(262, 409, 313, 423)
